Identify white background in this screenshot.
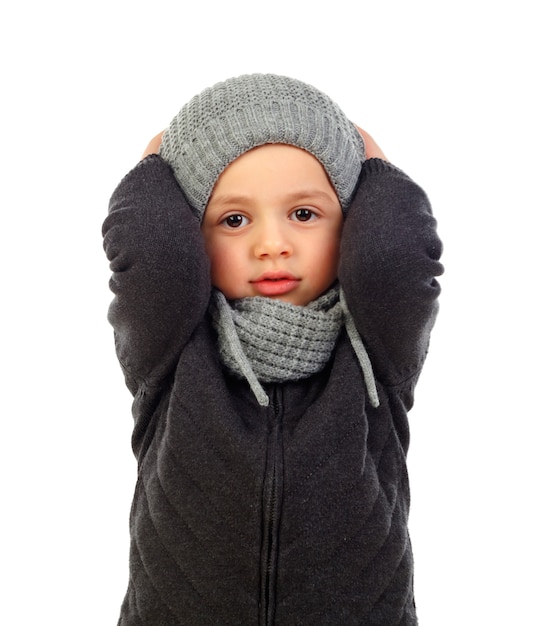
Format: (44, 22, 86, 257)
(1, 1, 545, 624)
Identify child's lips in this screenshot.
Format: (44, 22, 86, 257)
(250, 272, 300, 296)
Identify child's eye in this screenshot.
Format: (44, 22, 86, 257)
(222, 214, 249, 228)
(291, 208, 316, 222)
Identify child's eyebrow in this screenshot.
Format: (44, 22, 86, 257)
(207, 194, 254, 209)
(283, 189, 339, 205)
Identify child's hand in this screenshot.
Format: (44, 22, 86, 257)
(142, 131, 164, 159)
(355, 126, 388, 162)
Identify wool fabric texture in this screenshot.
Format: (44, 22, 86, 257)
(159, 73, 365, 219)
(210, 286, 380, 408)
(210, 288, 343, 404)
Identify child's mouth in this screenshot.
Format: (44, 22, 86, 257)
(251, 273, 300, 296)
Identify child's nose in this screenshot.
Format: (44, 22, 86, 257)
(253, 222, 292, 259)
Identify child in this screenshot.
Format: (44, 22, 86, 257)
(103, 74, 443, 625)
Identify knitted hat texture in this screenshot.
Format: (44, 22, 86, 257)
(159, 74, 365, 220)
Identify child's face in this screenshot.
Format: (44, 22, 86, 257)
(201, 144, 343, 306)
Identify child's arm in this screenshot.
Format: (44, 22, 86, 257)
(102, 153, 211, 395)
(339, 158, 443, 408)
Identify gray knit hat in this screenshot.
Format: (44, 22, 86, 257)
(159, 73, 365, 220)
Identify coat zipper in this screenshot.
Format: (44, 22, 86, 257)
(260, 388, 283, 626)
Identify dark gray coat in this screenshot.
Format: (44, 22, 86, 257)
(103, 155, 443, 625)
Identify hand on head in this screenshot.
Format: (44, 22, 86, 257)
(355, 126, 388, 161)
(142, 131, 164, 159)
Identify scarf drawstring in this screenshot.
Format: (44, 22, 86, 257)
(213, 290, 270, 406)
(211, 288, 380, 409)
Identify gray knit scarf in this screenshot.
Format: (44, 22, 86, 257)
(209, 286, 379, 408)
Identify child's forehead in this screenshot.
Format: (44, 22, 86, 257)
(205, 144, 341, 213)
(213, 143, 330, 181)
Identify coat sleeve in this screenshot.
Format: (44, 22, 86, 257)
(338, 159, 443, 405)
(102, 155, 211, 395)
